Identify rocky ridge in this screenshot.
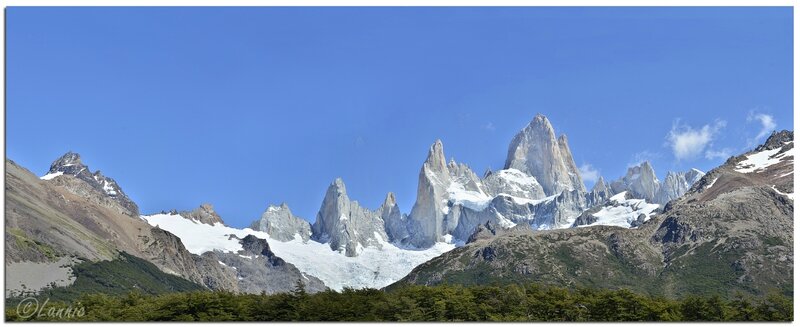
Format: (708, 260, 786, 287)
(42, 152, 139, 217)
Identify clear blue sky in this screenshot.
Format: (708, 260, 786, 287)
(7, 7, 793, 228)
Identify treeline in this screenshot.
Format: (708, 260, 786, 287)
(6, 283, 792, 322)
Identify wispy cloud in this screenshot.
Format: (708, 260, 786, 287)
(704, 148, 732, 160)
(482, 122, 496, 132)
(747, 111, 776, 146)
(666, 119, 726, 161)
(578, 163, 599, 184)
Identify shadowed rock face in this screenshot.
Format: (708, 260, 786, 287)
(250, 203, 312, 242)
(407, 140, 453, 248)
(504, 114, 585, 196)
(380, 192, 409, 243)
(311, 178, 388, 257)
(216, 235, 327, 294)
(44, 151, 139, 217)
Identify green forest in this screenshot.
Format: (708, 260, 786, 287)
(6, 283, 792, 322)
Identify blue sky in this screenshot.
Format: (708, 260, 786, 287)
(7, 7, 793, 228)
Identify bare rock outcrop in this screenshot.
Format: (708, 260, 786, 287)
(504, 114, 585, 195)
(250, 203, 312, 242)
(311, 178, 389, 256)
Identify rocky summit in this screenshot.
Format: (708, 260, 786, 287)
(178, 203, 225, 226)
(504, 114, 586, 195)
(311, 178, 389, 257)
(42, 151, 139, 217)
(250, 203, 312, 242)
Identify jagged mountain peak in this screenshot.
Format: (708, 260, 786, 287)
(178, 203, 225, 226)
(48, 151, 85, 173)
(41, 151, 139, 217)
(610, 161, 660, 202)
(627, 161, 657, 179)
(330, 177, 348, 195)
(313, 177, 388, 256)
(424, 139, 448, 173)
(592, 176, 608, 193)
(251, 202, 312, 242)
(756, 130, 793, 152)
(629, 160, 655, 173)
(383, 192, 397, 207)
(524, 113, 556, 136)
(504, 114, 584, 195)
(531, 113, 552, 126)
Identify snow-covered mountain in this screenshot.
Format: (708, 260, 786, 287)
(142, 212, 455, 291)
(29, 113, 715, 293)
(572, 191, 660, 228)
(243, 114, 710, 263)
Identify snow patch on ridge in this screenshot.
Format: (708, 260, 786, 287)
(495, 168, 538, 186)
(579, 192, 660, 229)
(40, 172, 64, 180)
(102, 180, 118, 196)
(705, 177, 719, 189)
(446, 182, 492, 211)
(771, 186, 794, 201)
(498, 193, 557, 206)
(735, 143, 795, 174)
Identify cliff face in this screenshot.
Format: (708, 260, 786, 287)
(504, 114, 585, 196)
(311, 178, 389, 257)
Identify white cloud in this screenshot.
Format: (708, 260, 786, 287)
(666, 120, 726, 161)
(747, 111, 776, 145)
(578, 163, 599, 184)
(482, 122, 496, 132)
(704, 148, 733, 160)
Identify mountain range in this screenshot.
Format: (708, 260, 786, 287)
(5, 114, 793, 299)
